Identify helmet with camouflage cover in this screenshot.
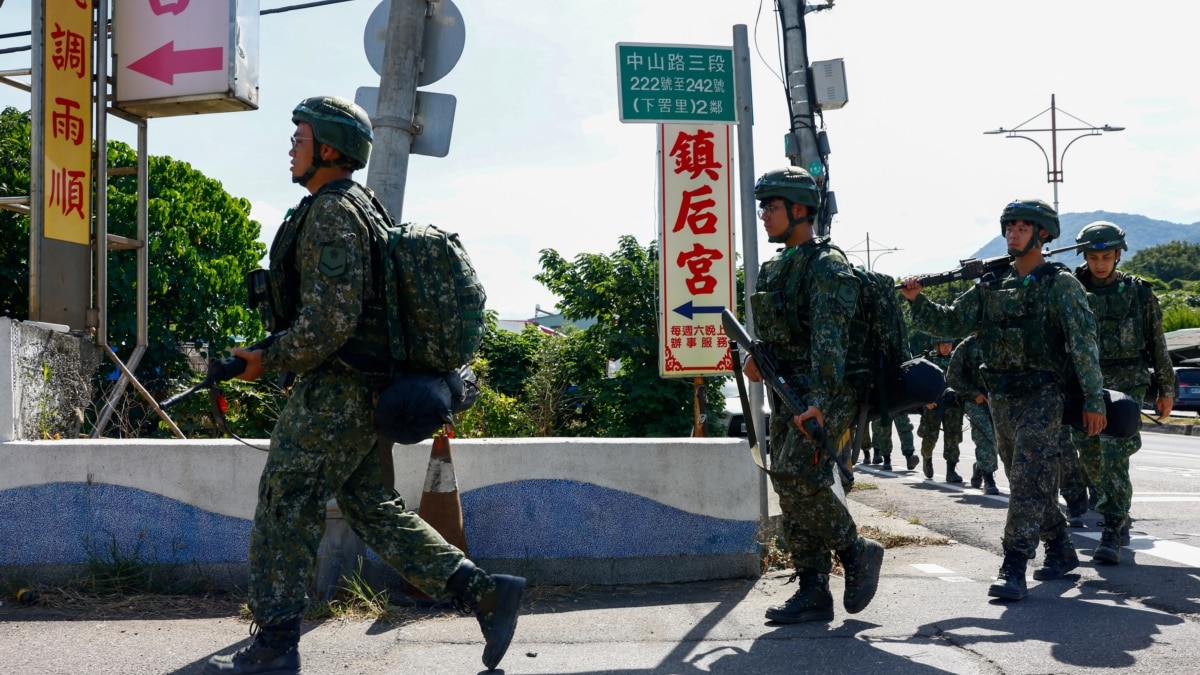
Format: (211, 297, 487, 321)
(754, 166, 821, 243)
(291, 96, 373, 184)
(754, 166, 821, 208)
(1075, 221, 1128, 255)
(1000, 198, 1058, 256)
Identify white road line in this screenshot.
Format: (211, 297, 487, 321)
(1075, 532, 1200, 568)
(912, 564, 954, 574)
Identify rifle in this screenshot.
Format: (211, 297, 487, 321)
(897, 242, 1084, 289)
(721, 309, 855, 487)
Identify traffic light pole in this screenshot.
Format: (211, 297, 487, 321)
(777, 1, 830, 236)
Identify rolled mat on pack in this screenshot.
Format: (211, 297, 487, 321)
(867, 357, 946, 422)
(1063, 388, 1141, 439)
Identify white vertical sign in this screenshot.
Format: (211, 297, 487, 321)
(658, 123, 736, 377)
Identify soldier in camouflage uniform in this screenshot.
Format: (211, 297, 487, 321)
(1071, 221, 1175, 564)
(900, 199, 1106, 602)
(206, 97, 523, 674)
(917, 337, 965, 482)
(945, 334, 1000, 495)
(742, 167, 884, 624)
(865, 413, 917, 471)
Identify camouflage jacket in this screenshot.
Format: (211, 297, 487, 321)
(910, 262, 1105, 414)
(945, 335, 987, 402)
(750, 236, 860, 414)
(261, 180, 375, 376)
(1075, 267, 1176, 397)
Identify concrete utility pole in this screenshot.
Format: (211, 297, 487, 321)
(777, 1, 830, 236)
(366, 0, 427, 221)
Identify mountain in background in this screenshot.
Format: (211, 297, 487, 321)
(971, 212, 1200, 261)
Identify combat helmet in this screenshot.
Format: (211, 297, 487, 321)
(1075, 221, 1128, 255)
(291, 96, 373, 184)
(1000, 198, 1059, 256)
(754, 166, 821, 243)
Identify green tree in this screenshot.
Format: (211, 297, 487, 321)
(0, 107, 31, 317)
(535, 235, 723, 437)
(0, 107, 271, 436)
(1124, 240, 1200, 283)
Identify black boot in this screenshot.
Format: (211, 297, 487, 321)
(945, 462, 963, 484)
(205, 618, 301, 674)
(870, 449, 883, 465)
(1033, 534, 1079, 580)
(982, 472, 1000, 496)
(764, 570, 834, 623)
(1065, 495, 1089, 529)
(880, 454, 893, 471)
(969, 463, 982, 489)
(446, 560, 526, 670)
(922, 456, 934, 479)
(836, 537, 885, 613)
(1093, 516, 1126, 565)
(987, 550, 1028, 601)
(905, 452, 919, 471)
(1121, 518, 1132, 546)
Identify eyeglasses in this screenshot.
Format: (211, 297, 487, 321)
(757, 203, 783, 218)
(290, 135, 313, 148)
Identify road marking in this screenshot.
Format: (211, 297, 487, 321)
(913, 564, 954, 574)
(1075, 532, 1200, 568)
(911, 563, 977, 583)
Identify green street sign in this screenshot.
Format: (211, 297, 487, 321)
(616, 42, 736, 124)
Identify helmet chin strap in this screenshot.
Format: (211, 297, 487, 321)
(768, 210, 812, 244)
(291, 140, 337, 187)
(1006, 229, 1044, 257)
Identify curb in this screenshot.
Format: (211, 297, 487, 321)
(1143, 422, 1198, 436)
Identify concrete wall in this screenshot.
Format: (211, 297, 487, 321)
(0, 317, 103, 442)
(0, 437, 764, 587)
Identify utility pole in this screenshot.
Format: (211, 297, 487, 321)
(366, 0, 427, 221)
(777, 1, 832, 236)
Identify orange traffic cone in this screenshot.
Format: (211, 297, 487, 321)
(419, 425, 468, 555)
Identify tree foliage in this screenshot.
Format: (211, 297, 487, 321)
(0, 106, 271, 436)
(1124, 240, 1200, 283)
(534, 235, 724, 437)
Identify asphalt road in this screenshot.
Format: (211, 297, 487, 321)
(2, 422, 1199, 674)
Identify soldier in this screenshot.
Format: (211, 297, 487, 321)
(1071, 221, 1175, 564)
(900, 199, 1106, 602)
(206, 97, 523, 674)
(742, 167, 884, 623)
(945, 334, 1000, 495)
(917, 337, 965, 482)
(866, 413, 918, 471)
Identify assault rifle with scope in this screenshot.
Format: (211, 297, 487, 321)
(896, 242, 1085, 289)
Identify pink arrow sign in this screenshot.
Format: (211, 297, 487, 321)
(127, 41, 223, 85)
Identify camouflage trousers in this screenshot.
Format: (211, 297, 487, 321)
(962, 400, 997, 474)
(248, 362, 464, 626)
(769, 384, 861, 575)
(918, 405, 963, 462)
(1057, 426, 1088, 506)
(867, 413, 916, 456)
(992, 385, 1068, 557)
(1072, 385, 1146, 521)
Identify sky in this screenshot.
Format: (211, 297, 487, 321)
(2, 0, 1199, 320)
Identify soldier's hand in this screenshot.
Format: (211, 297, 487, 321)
(898, 277, 923, 302)
(975, 393, 987, 405)
(743, 355, 762, 383)
(925, 402, 937, 410)
(1157, 396, 1174, 422)
(1082, 411, 1107, 437)
(794, 405, 825, 440)
(232, 347, 265, 382)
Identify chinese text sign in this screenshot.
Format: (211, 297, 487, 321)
(43, 0, 93, 245)
(616, 43, 735, 124)
(659, 123, 735, 377)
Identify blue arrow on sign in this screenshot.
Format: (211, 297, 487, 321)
(674, 301, 725, 320)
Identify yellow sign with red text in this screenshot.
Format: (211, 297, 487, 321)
(43, 0, 93, 245)
(658, 123, 736, 377)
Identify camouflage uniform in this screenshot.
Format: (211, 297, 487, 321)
(917, 347, 964, 465)
(1070, 268, 1175, 530)
(752, 237, 864, 574)
(867, 414, 916, 462)
(250, 181, 470, 626)
(945, 335, 998, 476)
(910, 262, 1104, 560)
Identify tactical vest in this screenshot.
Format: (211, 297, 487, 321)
(977, 262, 1070, 396)
(1079, 270, 1146, 367)
(749, 238, 830, 369)
(267, 179, 391, 372)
